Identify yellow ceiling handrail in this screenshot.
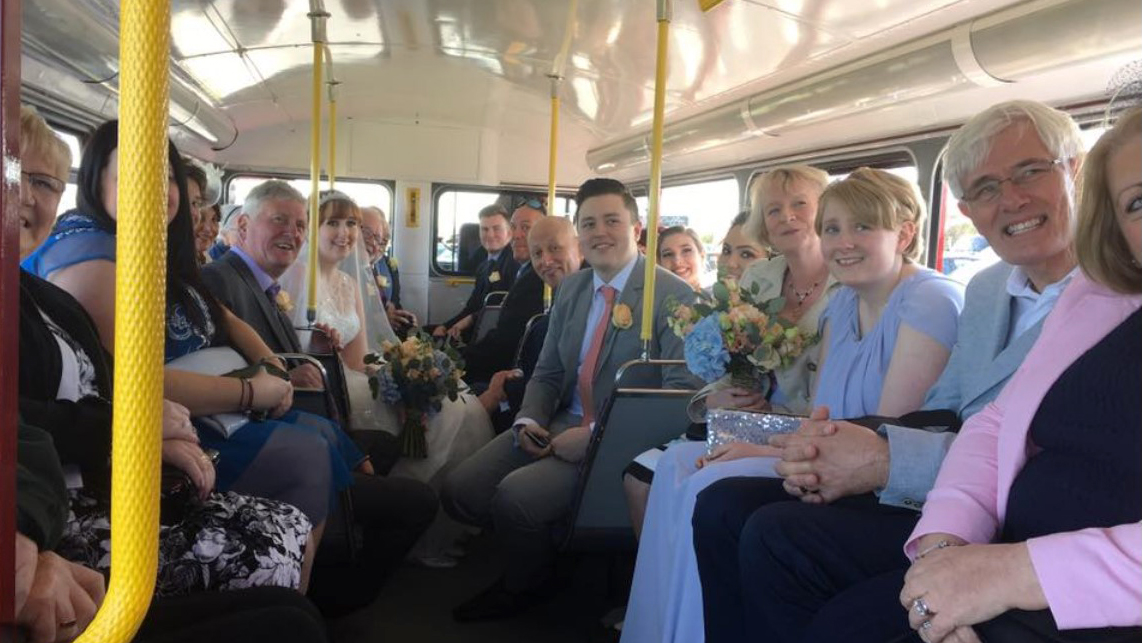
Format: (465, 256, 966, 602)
(76, 1, 167, 638)
(306, 4, 328, 325)
(640, 0, 672, 355)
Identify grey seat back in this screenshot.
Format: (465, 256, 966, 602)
(473, 304, 503, 342)
(563, 359, 696, 552)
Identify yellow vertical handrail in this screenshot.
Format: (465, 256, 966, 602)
(544, 74, 561, 310)
(76, 1, 167, 640)
(327, 96, 337, 191)
(306, 6, 327, 325)
(326, 45, 339, 192)
(640, 0, 672, 354)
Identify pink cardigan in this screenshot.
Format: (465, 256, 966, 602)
(905, 272, 1142, 629)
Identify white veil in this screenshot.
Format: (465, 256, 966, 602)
(278, 193, 399, 357)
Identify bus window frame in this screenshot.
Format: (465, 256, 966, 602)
(223, 171, 396, 243)
(429, 183, 575, 277)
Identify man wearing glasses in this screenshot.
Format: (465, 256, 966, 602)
(692, 100, 1085, 643)
(361, 205, 417, 334)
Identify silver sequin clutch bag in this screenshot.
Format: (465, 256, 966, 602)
(706, 409, 804, 454)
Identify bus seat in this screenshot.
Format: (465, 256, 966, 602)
(472, 295, 507, 343)
(288, 327, 350, 425)
(563, 360, 697, 553)
(457, 223, 483, 273)
(513, 312, 549, 376)
(293, 326, 401, 475)
(484, 290, 508, 306)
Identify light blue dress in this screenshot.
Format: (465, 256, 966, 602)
(815, 269, 965, 418)
(622, 266, 964, 643)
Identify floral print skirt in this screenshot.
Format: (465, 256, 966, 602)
(57, 489, 311, 596)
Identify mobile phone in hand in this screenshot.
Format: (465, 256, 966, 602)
(524, 430, 550, 449)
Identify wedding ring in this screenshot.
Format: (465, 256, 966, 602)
(921, 619, 933, 630)
(912, 597, 931, 617)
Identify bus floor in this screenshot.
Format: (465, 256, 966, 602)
(328, 530, 634, 643)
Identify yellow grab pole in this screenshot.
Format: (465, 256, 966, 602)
(77, 2, 167, 640)
(306, 19, 325, 325)
(544, 74, 561, 310)
(326, 46, 339, 192)
(640, 0, 672, 353)
(328, 97, 337, 191)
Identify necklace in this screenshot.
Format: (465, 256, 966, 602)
(788, 279, 819, 306)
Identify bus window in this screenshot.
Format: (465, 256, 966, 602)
(50, 127, 82, 214)
(634, 177, 740, 286)
(433, 189, 574, 275)
(226, 174, 394, 243)
(935, 124, 1107, 284)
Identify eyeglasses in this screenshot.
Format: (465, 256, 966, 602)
(516, 197, 544, 211)
(22, 171, 65, 196)
(961, 159, 1064, 205)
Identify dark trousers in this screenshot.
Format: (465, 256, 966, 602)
(692, 476, 795, 643)
(308, 472, 438, 615)
(692, 476, 919, 643)
(134, 587, 328, 643)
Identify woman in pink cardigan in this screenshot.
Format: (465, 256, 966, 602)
(899, 108, 1142, 643)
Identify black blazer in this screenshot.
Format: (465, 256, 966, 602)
(463, 262, 545, 382)
(19, 270, 114, 491)
(444, 249, 520, 328)
(201, 250, 302, 353)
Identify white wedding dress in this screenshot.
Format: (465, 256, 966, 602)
(317, 269, 494, 562)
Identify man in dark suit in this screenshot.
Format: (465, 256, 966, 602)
(433, 203, 518, 342)
(442, 178, 701, 621)
(462, 202, 546, 384)
(200, 180, 324, 389)
(201, 180, 439, 615)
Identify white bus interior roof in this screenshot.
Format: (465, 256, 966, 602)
(21, 0, 1141, 186)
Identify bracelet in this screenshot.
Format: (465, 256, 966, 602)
(916, 539, 955, 559)
(239, 377, 253, 412)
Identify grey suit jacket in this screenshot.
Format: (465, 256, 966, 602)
(200, 250, 302, 354)
(517, 256, 702, 430)
(880, 261, 1050, 508)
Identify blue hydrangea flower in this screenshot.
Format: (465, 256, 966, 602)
(376, 369, 403, 404)
(684, 315, 729, 382)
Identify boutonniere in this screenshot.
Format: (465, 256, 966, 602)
(275, 290, 294, 313)
(489, 270, 501, 283)
(612, 303, 633, 330)
(389, 257, 399, 270)
(375, 274, 390, 289)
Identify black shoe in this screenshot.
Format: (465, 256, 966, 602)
(451, 577, 541, 622)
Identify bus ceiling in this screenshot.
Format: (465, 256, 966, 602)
(16, 0, 1141, 183)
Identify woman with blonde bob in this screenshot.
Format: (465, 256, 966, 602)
(896, 108, 1142, 643)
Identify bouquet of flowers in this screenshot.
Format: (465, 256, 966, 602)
(365, 330, 465, 458)
(666, 277, 816, 397)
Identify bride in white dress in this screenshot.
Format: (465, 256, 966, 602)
(282, 190, 493, 565)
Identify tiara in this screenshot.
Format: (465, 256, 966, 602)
(318, 189, 356, 208)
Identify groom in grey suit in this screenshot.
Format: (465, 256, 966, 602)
(443, 178, 701, 621)
(692, 100, 1086, 643)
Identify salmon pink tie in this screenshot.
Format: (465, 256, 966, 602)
(579, 285, 617, 425)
